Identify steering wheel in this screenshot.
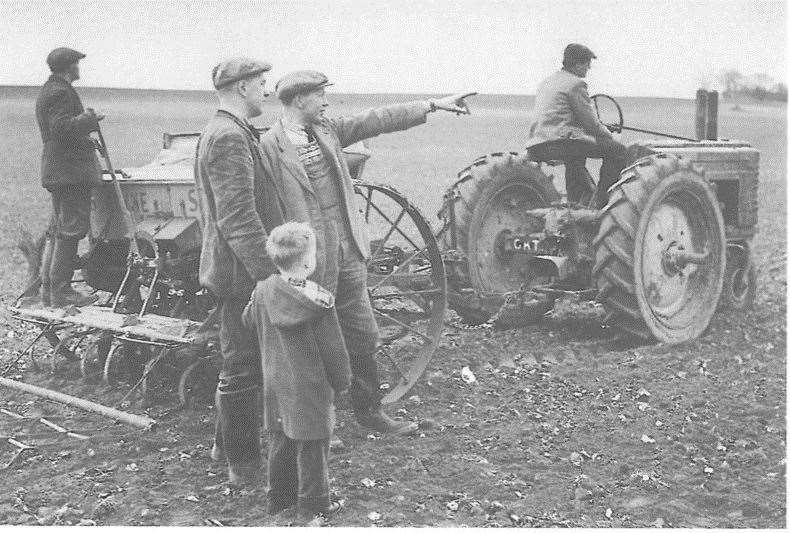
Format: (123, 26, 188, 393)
(591, 93, 624, 134)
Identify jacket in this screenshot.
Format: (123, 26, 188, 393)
(243, 275, 351, 440)
(257, 102, 429, 288)
(195, 110, 285, 298)
(525, 69, 613, 148)
(35, 75, 101, 189)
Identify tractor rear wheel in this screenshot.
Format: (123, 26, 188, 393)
(593, 154, 726, 343)
(440, 153, 560, 324)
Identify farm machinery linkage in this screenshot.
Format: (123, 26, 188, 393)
(11, 94, 758, 408)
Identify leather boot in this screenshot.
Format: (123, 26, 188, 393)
(39, 237, 54, 306)
(356, 408, 418, 436)
(49, 238, 98, 308)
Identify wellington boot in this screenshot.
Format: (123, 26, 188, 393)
(49, 238, 97, 308)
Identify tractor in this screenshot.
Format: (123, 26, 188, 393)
(438, 93, 758, 343)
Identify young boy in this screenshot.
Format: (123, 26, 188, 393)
(242, 221, 351, 521)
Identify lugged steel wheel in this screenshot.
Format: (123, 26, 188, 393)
(593, 154, 726, 343)
(178, 356, 218, 408)
(81, 333, 113, 382)
(103, 342, 151, 386)
(439, 153, 560, 324)
(353, 181, 447, 404)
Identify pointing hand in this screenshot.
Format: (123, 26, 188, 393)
(429, 92, 478, 115)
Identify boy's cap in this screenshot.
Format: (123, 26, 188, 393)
(275, 70, 333, 102)
(212, 57, 272, 89)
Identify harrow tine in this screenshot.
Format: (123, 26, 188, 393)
(1, 323, 53, 376)
(116, 345, 169, 407)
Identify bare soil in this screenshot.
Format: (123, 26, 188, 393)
(0, 89, 785, 527)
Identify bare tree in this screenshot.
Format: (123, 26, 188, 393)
(718, 69, 744, 98)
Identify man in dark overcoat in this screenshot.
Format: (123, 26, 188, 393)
(258, 70, 474, 436)
(35, 47, 104, 307)
(526, 44, 628, 207)
(194, 57, 283, 486)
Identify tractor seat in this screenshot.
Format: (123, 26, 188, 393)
(526, 151, 565, 167)
(528, 155, 565, 167)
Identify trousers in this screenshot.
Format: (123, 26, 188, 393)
(322, 225, 381, 414)
(48, 185, 92, 240)
(528, 137, 628, 207)
(213, 296, 262, 468)
(267, 431, 330, 517)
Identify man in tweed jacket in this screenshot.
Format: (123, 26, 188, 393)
(194, 57, 282, 486)
(258, 70, 474, 437)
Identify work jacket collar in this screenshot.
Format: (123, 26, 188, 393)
(216, 109, 260, 142)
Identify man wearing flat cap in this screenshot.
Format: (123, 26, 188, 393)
(259, 70, 474, 437)
(35, 47, 104, 307)
(194, 57, 279, 486)
(526, 43, 628, 207)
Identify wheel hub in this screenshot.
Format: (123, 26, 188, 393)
(641, 203, 701, 318)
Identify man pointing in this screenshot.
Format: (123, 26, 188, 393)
(259, 71, 474, 436)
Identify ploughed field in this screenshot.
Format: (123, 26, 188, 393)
(0, 87, 785, 526)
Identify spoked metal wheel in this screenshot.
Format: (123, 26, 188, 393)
(353, 181, 447, 404)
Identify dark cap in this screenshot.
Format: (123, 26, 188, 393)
(562, 43, 597, 68)
(212, 57, 272, 89)
(275, 70, 333, 103)
(46, 47, 85, 72)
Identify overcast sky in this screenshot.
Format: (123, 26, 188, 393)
(1, 0, 785, 97)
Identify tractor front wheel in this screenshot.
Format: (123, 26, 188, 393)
(719, 244, 757, 311)
(593, 154, 726, 343)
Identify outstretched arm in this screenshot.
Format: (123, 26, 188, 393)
(329, 92, 477, 147)
(427, 92, 477, 115)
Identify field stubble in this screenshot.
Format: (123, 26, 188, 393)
(0, 87, 785, 526)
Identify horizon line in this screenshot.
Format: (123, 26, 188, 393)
(0, 83, 705, 100)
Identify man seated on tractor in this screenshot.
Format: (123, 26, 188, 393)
(526, 43, 628, 208)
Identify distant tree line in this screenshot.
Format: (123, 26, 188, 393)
(718, 69, 787, 102)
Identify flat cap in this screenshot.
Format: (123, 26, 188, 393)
(47, 47, 85, 72)
(212, 57, 272, 89)
(563, 43, 597, 67)
(275, 70, 333, 102)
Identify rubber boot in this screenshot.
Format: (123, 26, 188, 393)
(214, 387, 261, 487)
(49, 238, 98, 308)
(39, 237, 54, 306)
